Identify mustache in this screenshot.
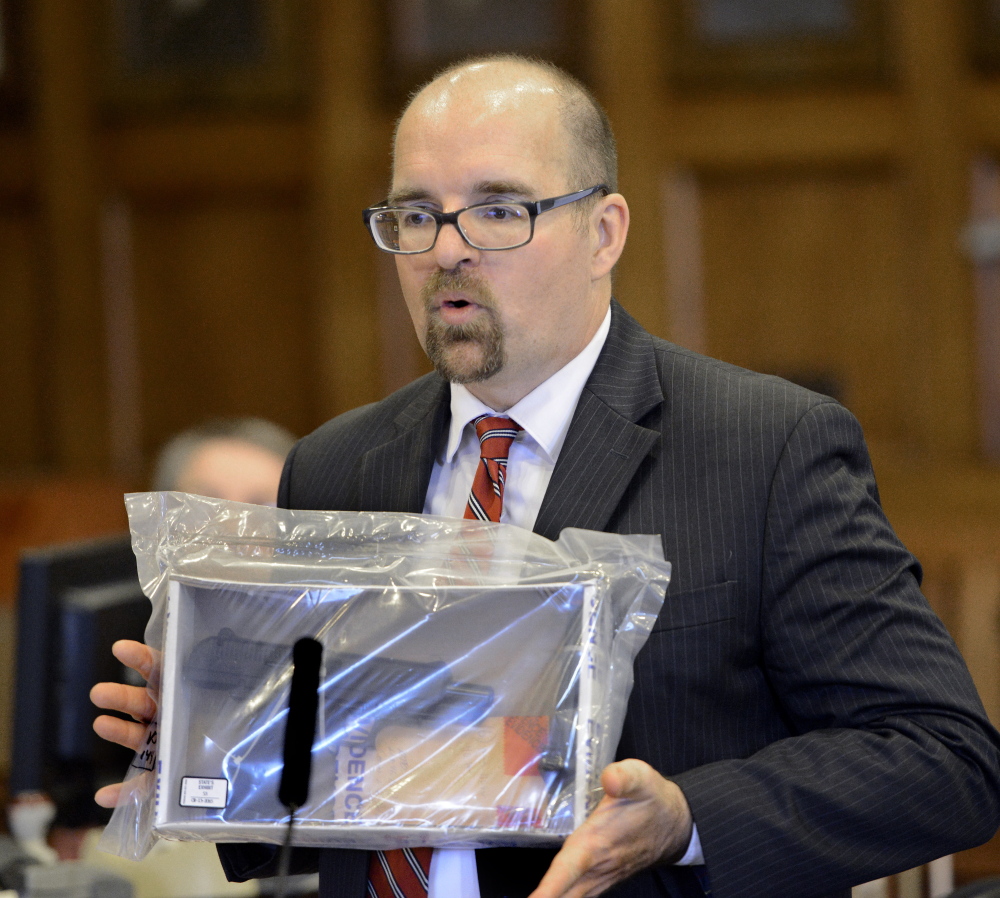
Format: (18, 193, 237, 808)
(421, 269, 497, 311)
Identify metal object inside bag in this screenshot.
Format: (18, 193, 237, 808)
(98, 495, 670, 859)
(185, 630, 496, 734)
(155, 577, 597, 848)
(184, 631, 580, 779)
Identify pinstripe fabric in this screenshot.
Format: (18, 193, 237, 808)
(222, 300, 1000, 898)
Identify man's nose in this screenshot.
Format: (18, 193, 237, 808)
(431, 220, 478, 269)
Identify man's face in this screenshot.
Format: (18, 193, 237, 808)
(390, 69, 609, 411)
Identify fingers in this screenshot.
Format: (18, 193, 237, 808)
(90, 640, 159, 814)
(91, 681, 157, 724)
(94, 771, 154, 809)
(111, 639, 156, 683)
(531, 801, 645, 898)
(94, 782, 122, 809)
(530, 833, 601, 898)
(600, 758, 650, 800)
(528, 760, 695, 898)
(600, 760, 633, 799)
(92, 713, 149, 753)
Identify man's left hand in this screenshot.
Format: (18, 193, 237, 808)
(528, 759, 694, 898)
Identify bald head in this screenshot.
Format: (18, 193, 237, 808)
(385, 54, 630, 410)
(395, 56, 617, 196)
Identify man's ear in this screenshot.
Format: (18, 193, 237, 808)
(591, 193, 629, 280)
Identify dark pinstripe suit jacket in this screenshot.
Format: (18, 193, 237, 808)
(220, 300, 1000, 898)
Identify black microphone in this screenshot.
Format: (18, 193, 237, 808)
(275, 637, 322, 898)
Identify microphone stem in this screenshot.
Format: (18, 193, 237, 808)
(275, 806, 297, 898)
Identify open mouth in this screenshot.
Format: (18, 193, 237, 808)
(434, 293, 483, 318)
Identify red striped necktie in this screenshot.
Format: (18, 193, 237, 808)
(367, 415, 520, 898)
(463, 415, 522, 523)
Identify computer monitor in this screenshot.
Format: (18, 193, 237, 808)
(10, 535, 150, 826)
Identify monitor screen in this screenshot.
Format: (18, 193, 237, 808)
(10, 535, 149, 826)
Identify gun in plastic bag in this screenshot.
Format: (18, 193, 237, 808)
(184, 629, 496, 746)
(182, 630, 578, 826)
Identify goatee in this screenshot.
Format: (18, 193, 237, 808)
(421, 270, 505, 383)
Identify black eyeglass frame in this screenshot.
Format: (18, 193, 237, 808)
(361, 184, 610, 254)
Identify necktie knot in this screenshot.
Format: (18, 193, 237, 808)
(465, 415, 522, 523)
(473, 414, 521, 455)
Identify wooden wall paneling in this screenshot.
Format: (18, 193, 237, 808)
(310, 0, 387, 419)
(895, 0, 979, 461)
(874, 454, 1000, 528)
(590, 0, 669, 338)
(130, 196, 312, 462)
(698, 170, 914, 448)
(661, 169, 706, 354)
(376, 250, 431, 395)
(100, 196, 143, 478)
(974, 244, 1000, 462)
(966, 155, 1000, 460)
(30, 0, 110, 471)
(0, 132, 32, 195)
(969, 81, 1000, 149)
(672, 89, 902, 171)
(956, 558, 1000, 725)
(0, 206, 43, 470)
(105, 119, 307, 198)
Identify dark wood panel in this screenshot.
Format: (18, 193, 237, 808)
(0, 132, 33, 197)
(671, 90, 902, 171)
(0, 476, 131, 609)
(0, 208, 44, 471)
(596, 0, 671, 339)
(33, 0, 110, 472)
(895, 1, 979, 463)
(104, 119, 307, 196)
(699, 169, 916, 450)
(308, 0, 391, 417)
(131, 196, 315, 463)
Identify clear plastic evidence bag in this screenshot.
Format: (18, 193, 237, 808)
(101, 492, 670, 859)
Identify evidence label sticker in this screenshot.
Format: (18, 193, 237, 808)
(180, 777, 229, 808)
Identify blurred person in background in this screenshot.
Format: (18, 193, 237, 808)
(152, 418, 295, 505)
(79, 419, 301, 897)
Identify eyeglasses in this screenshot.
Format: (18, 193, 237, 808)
(362, 184, 609, 255)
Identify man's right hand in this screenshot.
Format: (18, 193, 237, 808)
(90, 639, 159, 808)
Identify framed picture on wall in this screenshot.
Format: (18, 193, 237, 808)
(668, 0, 889, 88)
(382, 0, 587, 101)
(101, 0, 307, 113)
(970, 0, 1000, 72)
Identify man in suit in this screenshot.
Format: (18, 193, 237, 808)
(94, 56, 1000, 898)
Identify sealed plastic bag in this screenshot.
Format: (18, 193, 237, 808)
(100, 492, 670, 859)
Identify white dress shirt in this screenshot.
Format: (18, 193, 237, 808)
(421, 307, 701, 897)
(424, 309, 611, 528)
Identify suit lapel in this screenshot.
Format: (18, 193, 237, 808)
(351, 301, 663, 530)
(356, 376, 450, 514)
(533, 301, 664, 541)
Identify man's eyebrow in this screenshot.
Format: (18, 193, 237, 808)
(473, 180, 536, 200)
(386, 188, 432, 206)
(386, 180, 538, 207)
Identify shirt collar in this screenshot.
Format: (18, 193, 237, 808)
(442, 307, 612, 464)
